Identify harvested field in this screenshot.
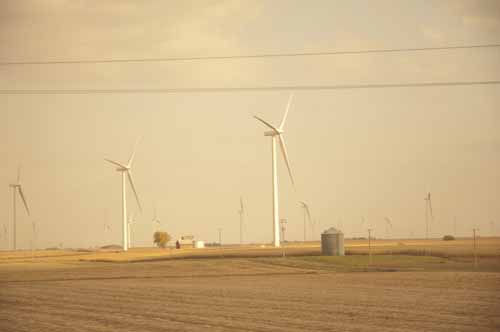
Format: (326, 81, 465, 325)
(1, 239, 499, 331)
(1, 256, 500, 332)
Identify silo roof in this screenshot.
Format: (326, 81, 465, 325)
(323, 227, 343, 234)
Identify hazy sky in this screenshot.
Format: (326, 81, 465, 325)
(1, 0, 499, 249)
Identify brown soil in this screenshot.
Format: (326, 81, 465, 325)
(1, 258, 499, 332)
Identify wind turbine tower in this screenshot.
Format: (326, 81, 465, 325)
(384, 217, 393, 239)
(127, 212, 137, 249)
(280, 218, 288, 243)
(238, 196, 244, 245)
(9, 166, 30, 250)
(254, 94, 296, 247)
(105, 140, 142, 251)
(300, 201, 312, 242)
(152, 205, 161, 230)
(424, 192, 433, 239)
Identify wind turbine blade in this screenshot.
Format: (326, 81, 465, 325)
(127, 137, 141, 167)
(104, 158, 127, 169)
(17, 186, 30, 216)
(277, 135, 295, 187)
(254, 116, 280, 133)
(126, 170, 142, 212)
(279, 93, 294, 130)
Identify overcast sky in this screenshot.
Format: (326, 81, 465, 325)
(1, 0, 499, 249)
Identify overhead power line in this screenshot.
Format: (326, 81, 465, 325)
(0, 80, 499, 94)
(0, 43, 499, 66)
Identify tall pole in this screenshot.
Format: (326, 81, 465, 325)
(218, 228, 222, 246)
(12, 187, 16, 251)
(271, 136, 280, 247)
(122, 171, 128, 252)
(473, 228, 478, 269)
(368, 228, 373, 265)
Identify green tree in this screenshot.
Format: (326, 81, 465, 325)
(153, 231, 171, 248)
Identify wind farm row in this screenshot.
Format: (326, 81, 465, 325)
(3, 93, 495, 252)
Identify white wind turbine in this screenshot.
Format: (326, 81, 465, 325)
(254, 94, 296, 247)
(9, 166, 30, 250)
(105, 140, 142, 251)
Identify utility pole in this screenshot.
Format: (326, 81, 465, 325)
(368, 228, 373, 265)
(473, 228, 479, 269)
(218, 228, 222, 246)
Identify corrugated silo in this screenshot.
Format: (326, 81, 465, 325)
(321, 227, 345, 256)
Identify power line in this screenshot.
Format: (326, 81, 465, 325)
(1, 43, 499, 66)
(0, 80, 498, 95)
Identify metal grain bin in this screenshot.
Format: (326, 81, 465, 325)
(321, 227, 345, 256)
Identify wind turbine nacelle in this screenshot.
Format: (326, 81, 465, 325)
(264, 130, 282, 136)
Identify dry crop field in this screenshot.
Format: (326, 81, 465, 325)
(1, 238, 500, 332)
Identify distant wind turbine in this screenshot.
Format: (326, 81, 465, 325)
(424, 192, 434, 239)
(152, 205, 161, 230)
(31, 220, 37, 251)
(9, 166, 30, 250)
(254, 94, 296, 247)
(105, 140, 142, 251)
(238, 196, 244, 245)
(300, 201, 312, 242)
(384, 217, 393, 239)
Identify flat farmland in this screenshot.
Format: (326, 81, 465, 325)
(1, 255, 500, 332)
(2, 237, 499, 264)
